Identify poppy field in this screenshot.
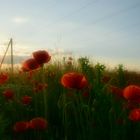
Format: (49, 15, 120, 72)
(0, 50, 140, 140)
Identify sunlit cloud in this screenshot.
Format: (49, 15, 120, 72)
(12, 16, 28, 24)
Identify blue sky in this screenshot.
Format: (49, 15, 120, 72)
(0, 0, 140, 71)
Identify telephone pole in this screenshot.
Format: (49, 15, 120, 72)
(0, 38, 14, 73)
(10, 38, 14, 73)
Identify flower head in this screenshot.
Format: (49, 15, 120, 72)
(61, 72, 88, 90)
(109, 85, 123, 98)
(123, 85, 140, 103)
(33, 82, 48, 93)
(0, 73, 8, 85)
(33, 50, 51, 65)
(29, 117, 48, 130)
(3, 89, 14, 100)
(21, 95, 32, 105)
(13, 121, 29, 132)
(129, 108, 140, 121)
(21, 58, 40, 72)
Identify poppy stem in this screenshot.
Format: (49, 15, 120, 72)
(40, 65, 48, 118)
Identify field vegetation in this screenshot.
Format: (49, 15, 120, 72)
(0, 50, 140, 140)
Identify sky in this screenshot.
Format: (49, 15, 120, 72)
(0, 0, 140, 71)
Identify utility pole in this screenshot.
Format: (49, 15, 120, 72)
(0, 38, 14, 73)
(10, 38, 14, 73)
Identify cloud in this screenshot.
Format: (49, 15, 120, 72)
(12, 16, 28, 24)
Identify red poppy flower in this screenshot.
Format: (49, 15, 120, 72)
(3, 89, 14, 100)
(0, 73, 8, 85)
(61, 72, 88, 90)
(128, 108, 140, 121)
(109, 85, 123, 98)
(21, 96, 32, 105)
(21, 58, 40, 72)
(13, 121, 29, 132)
(123, 85, 140, 103)
(33, 50, 51, 65)
(29, 117, 48, 130)
(33, 82, 48, 93)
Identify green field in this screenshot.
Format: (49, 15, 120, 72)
(0, 50, 140, 140)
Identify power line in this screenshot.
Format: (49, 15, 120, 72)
(42, 1, 140, 31)
(6, 1, 140, 54)
(40, 1, 140, 42)
(100, 23, 140, 43)
(90, 2, 140, 25)
(44, 0, 98, 28)
(97, 22, 140, 44)
(11, 1, 99, 46)
(66, 2, 140, 42)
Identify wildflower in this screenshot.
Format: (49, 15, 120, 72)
(33, 82, 47, 93)
(123, 85, 140, 103)
(29, 117, 48, 130)
(21, 58, 40, 72)
(109, 85, 123, 98)
(3, 89, 14, 100)
(61, 72, 88, 90)
(0, 73, 8, 85)
(13, 121, 29, 132)
(128, 108, 140, 121)
(33, 50, 51, 65)
(21, 95, 32, 105)
(21, 66, 30, 72)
